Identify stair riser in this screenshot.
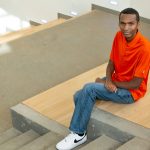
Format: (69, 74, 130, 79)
(0, 128, 21, 145)
(0, 130, 39, 150)
(11, 110, 49, 135)
(11, 104, 134, 143)
(88, 118, 133, 143)
(57, 13, 72, 19)
(11, 104, 69, 136)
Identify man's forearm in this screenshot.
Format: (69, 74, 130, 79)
(113, 81, 135, 89)
(105, 60, 117, 92)
(113, 77, 143, 90)
(106, 60, 114, 81)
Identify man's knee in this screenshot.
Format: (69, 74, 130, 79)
(83, 83, 98, 99)
(83, 83, 95, 91)
(83, 82, 104, 93)
(73, 90, 81, 104)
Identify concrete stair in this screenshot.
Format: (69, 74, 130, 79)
(0, 18, 66, 44)
(116, 137, 150, 150)
(0, 128, 64, 150)
(17, 131, 62, 150)
(79, 135, 121, 150)
(78, 135, 150, 150)
(9, 104, 150, 150)
(1, 5, 150, 150)
(1, 127, 150, 150)
(0, 129, 39, 150)
(0, 128, 22, 145)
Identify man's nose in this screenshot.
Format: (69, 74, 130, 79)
(124, 24, 129, 30)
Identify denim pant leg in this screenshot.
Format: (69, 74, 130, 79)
(69, 86, 96, 134)
(69, 82, 134, 134)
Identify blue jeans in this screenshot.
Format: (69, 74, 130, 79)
(69, 82, 134, 134)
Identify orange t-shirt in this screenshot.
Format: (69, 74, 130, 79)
(110, 31, 150, 101)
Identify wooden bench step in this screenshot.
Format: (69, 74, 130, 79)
(23, 63, 107, 127)
(0, 18, 66, 44)
(22, 62, 150, 128)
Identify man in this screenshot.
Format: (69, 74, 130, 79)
(56, 8, 150, 150)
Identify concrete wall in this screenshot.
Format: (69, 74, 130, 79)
(0, 0, 149, 24)
(0, 0, 65, 22)
(130, 0, 150, 19)
(0, 0, 130, 24)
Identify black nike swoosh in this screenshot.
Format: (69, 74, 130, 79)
(74, 134, 86, 143)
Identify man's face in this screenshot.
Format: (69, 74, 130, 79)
(119, 13, 139, 42)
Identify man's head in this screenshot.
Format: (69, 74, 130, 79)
(119, 8, 140, 42)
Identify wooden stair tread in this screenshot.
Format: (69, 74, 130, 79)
(23, 62, 150, 128)
(0, 18, 66, 44)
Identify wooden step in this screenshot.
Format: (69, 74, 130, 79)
(0, 18, 66, 44)
(22, 63, 106, 127)
(23, 60, 150, 128)
(22, 61, 150, 128)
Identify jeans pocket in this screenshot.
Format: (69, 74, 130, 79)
(117, 89, 131, 98)
(117, 89, 134, 103)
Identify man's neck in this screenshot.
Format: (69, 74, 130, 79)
(126, 30, 138, 43)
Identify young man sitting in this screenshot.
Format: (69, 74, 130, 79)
(56, 8, 150, 150)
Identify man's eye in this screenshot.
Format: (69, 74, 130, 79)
(120, 22, 125, 25)
(129, 23, 134, 25)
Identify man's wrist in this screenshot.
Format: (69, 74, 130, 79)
(106, 77, 112, 82)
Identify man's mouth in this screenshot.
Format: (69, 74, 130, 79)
(123, 32, 130, 36)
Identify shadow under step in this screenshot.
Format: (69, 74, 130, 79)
(0, 127, 22, 145)
(116, 137, 150, 150)
(79, 135, 121, 150)
(17, 131, 63, 150)
(0, 129, 39, 150)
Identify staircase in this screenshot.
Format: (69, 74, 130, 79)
(1, 126, 150, 150)
(1, 4, 150, 150)
(0, 128, 62, 150)
(0, 103, 146, 150)
(0, 18, 66, 44)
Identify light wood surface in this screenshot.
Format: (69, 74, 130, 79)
(23, 63, 107, 127)
(0, 18, 66, 44)
(23, 63, 150, 128)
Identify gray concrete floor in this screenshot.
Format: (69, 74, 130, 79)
(0, 9, 150, 133)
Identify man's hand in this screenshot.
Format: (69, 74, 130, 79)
(105, 79, 117, 93)
(95, 77, 117, 93)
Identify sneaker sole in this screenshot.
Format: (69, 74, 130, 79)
(56, 136, 87, 150)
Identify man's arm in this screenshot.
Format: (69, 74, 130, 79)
(114, 77, 143, 89)
(95, 60, 143, 91)
(95, 59, 114, 84)
(105, 59, 117, 92)
(106, 60, 143, 90)
(95, 60, 117, 92)
(106, 59, 114, 81)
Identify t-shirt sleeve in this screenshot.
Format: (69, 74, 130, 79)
(134, 48, 150, 79)
(110, 33, 117, 62)
(110, 43, 114, 61)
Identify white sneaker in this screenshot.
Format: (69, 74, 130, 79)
(56, 132, 87, 150)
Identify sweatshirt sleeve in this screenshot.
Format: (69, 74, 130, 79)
(134, 47, 150, 79)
